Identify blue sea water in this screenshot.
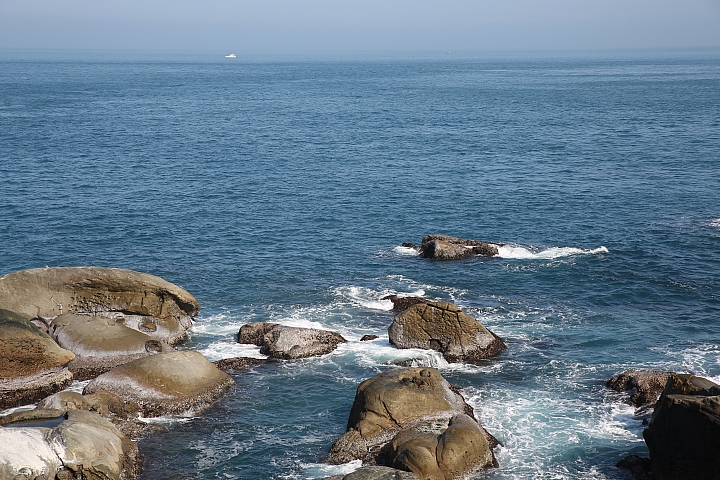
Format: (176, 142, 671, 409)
(1, 49, 719, 479)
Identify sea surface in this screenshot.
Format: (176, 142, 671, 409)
(1, 48, 719, 479)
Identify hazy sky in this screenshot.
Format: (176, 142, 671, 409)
(1, 0, 719, 54)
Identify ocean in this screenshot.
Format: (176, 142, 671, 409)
(1, 48, 719, 479)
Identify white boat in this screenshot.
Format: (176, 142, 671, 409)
(225, 53, 236, 58)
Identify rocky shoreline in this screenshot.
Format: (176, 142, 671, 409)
(1, 263, 718, 479)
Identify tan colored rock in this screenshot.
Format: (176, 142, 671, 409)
(239, 322, 347, 359)
(420, 235, 499, 260)
(84, 350, 234, 417)
(0, 267, 199, 345)
(0, 309, 75, 409)
(607, 369, 673, 408)
(388, 302, 505, 362)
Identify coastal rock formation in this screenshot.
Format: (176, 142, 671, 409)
(386, 414, 495, 480)
(419, 235, 499, 260)
(381, 295, 427, 313)
(327, 367, 496, 469)
(0, 266, 200, 345)
(238, 322, 347, 359)
(0, 309, 75, 410)
(388, 302, 506, 363)
(0, 410, 142, 480)
(49, 313, 173, 380)
(84, 350, 234, 417)
(213, 356, 266, 372)
(607, 369, 673, 408)
(326, 466, 421, 480)
(643, 374, 720, 480)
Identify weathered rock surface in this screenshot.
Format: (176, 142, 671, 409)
(48, 313, 173, 380)
(381, 295, 428, 313)
(326, 466, 421, 480)
(83, 350, 234, 417)
(0, 410, 142, 480)
(239, 322, 347, 359)
(0, 267, 200, 345)
(419, 235, 499, 260)
(607, 369, 673, 408)
(386, 414, 495, 480)
(388, 302, 506, 363)
(327, 367, 496, 468)
(0, 309, 75, 410)
(643, 374, 720, 480)
(213, 356, 266, 372)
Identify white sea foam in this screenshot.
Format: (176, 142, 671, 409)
(710, 218, 720, 228)
(334, 339, 450, 369)
(392, 245, 420, 256)
(199, 341, 267, 361)
(138, 414, 194, 424)
(494, 244, 609, 260)
(302, 459, 362, 478)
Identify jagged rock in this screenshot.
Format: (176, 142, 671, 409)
(381, 295, 428, 313)
(0, 267, 200, 345)
(48, 313, 173, 380)
(607, 369, 673, 408)
(419, 235, 499, 260)
(327, 367, 496, 467)
(643, 374, 720, 480)
(0, 309, 75, 410)
(213, 357, 266, 371)
(0, 409, 142, 480)
(83, 350, 234, 417)
(385, 414, 496, 480)
(361, 335, 380, 342)
(327, 466, 421, 480)
(388, 302, 505, 363)
(238, 322, 347, 359)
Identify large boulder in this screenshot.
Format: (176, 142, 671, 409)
(388, 302, 506, 363)
(0, 267, 200, 345)
(419, 235, 499, 260)
(643, 374, 720, 480)
(83, 350, 234, 417)
(327, 367, 496, 467)
(0, 309, 75, 410)
(238, 322, 347, 359)
(607, 369, 673, 408)
(386, 414, 495, 480)
(48, 313, 173, 380)
(0, 409, 142, 480)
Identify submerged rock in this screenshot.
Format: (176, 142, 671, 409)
(84, 350, 234, 417)
(419, 235, 499, 260)
(0, 309, 75, 410)
(0, 266, 200, 345)
(388, 302, 505, 363)
(643, 374, 720, 480)
(607, 369, 673, 408)
(238, 322, 347, 359)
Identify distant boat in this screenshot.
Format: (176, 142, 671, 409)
(225, 53, 236, 58)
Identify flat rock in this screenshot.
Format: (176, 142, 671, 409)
(213, 357, 266, 371)
(83, 350, 234, 417)
(238, 322, 347, 359)
(388, 302, 506, 363)
(607, 369, 673, 408)
(0, 309, 75, 410)
(419, 235, 499, 260)
(0, 267, 200, 345)
(49, 313, 173, 380)
(643, 374, 720, 480)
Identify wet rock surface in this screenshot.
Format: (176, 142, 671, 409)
(381, 295, 428, 313)
(239, 322, 347, 359)
(607, 369, 673, 408)
(326, 466, 421, 480)
(213, 356, 266, 371)
(419, 235, 499, 260)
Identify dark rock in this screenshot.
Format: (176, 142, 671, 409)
(388, 302, 506, 363)
(84, 350, 234, 417)
(419, 235, 499, 260)
(332, 466, 421, 479)
(643, 374, 720, 480)
(238, 322, 347, 359)
(361, 335, 380, 342)
(616, 455, 654, 480)
(381, 295, 428, 313)
(213, 357, 266, 371)
(0, 309, 75, 410)
(0, 267, 200, 346)
(607, 369, 673, 408)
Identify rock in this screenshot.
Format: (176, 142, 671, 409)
(643, 374, 720, 480)
(213, 357, 265, 371)
(48, 313, 173, 380)
(386, 414, 496, 480)
(238, 322, 347, 359)
(607, 369, 673, 408)
(327, 367, 495, 466)
(0, 267, 200, 345)
(616, 455, 654, 480)
(388, 302, 506, 363)
(334, 466, 421, 480)
(361, 335, 380, 342)
(0, 410, 142, 480)
(419, 235, 499, 260)
(84, 350, 234, 417)
(0, 309, 75, 410)
(381, 295, 428, 313)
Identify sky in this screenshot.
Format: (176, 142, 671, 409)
(1, 0, 719, 54)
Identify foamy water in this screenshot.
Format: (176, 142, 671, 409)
(494, 244, 609, 260)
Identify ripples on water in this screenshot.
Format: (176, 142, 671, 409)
(1, 49, 719, 479)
